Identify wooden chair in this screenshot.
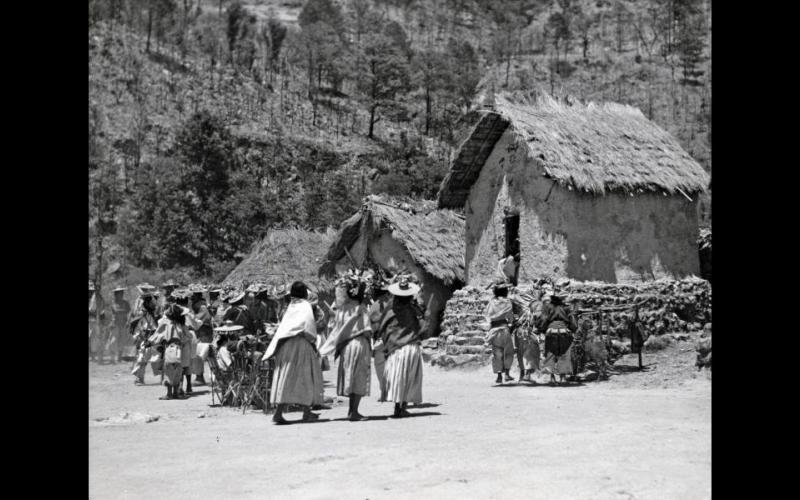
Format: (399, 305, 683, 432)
(207, 353, 234, 406)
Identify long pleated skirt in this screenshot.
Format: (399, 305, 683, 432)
(337, 335, 371, 397)
(270, 335, 324, 406)
(384, 343, 423, 404)
(543, 329, 573, 375)
(520, 337, 541, 371)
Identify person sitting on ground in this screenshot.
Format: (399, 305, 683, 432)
(485, 281, 516, 384)
(262, 281, 325, 425)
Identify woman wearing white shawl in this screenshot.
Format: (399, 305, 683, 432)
(262, 281, 324, 424)
(320, 277, 372, 421)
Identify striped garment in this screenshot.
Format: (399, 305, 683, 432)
(337, 335, 372, 397)
(384, 343, 423, 404)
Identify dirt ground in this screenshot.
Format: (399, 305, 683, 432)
(89, 340, 710, 500)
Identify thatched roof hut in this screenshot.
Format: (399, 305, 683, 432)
(223, 227, 337, 296)
(320, 195, 464, 285)
(437, 94, 710, 284)
(319, 195, 465, 335)
(438, 94, 709, 208)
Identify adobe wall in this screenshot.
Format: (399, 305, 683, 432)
(464, 128, 701, 286)
(333, 229, 453, 335)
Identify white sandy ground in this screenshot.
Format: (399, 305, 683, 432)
(90, 343, 710, 500)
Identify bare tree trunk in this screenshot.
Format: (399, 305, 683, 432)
(146, 8, 153, 53)
(425, 86, 431, 136)
(368, 105, 376, 139)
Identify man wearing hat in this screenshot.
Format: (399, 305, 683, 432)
(130, 286, 160, 385)
(208, 288, 224, 326)
(374, 274, 427, 418)
(485, 281, 516, 384)
(250, 285, 270, 336)
(158, 280, 179, 317)
(89, 281, 106, 362)
(106, 287, 132, 363)
(190, 288, 213, 386)
(223, 290, 255, 336)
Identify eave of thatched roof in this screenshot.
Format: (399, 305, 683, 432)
(223, 227, 337, 293)
(438, 94, 711, 208)
(319, 195, 465, 286)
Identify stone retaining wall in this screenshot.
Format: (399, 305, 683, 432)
(427, 277, 711, 368)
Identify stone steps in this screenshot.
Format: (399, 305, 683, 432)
(446, 344, 491, 356)
(446, 335, 485, 346)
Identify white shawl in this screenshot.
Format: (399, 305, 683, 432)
(262, 298, 317, 360)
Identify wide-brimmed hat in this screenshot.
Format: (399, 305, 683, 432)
(209, 288, 224, 295)
(387, 276, 420, 297)
(113, 287, 127, 294)
(160, 279, 178, 289)
(215, 323, 244, 333)
(227, 291, 246, 304)
(137, 283, 157, 296)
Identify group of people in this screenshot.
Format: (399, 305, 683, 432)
(266, 271, 427, 424)
(89, 270, 430, 422)
(485, 280, 606, 385)
(88, 278, 297, 398)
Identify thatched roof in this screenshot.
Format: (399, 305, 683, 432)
(319, 195, 465, 286)
(438, 94, 711, 208)
(223, 227, 337, 293)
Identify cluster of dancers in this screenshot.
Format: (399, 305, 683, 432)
(268, 272, 426, 424)
(91, 270, 430, 424)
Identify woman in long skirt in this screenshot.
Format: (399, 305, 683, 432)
(262, 282, 324, 424)
(321, 274, 373, 421)
(375, 275, 425, 418)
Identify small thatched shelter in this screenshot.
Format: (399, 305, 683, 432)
(319, 195, 465, 335)
(437, 94, 710, 284)
(223, 227, 337, 302)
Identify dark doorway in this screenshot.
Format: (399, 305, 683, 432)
(503, 208, 520, 285)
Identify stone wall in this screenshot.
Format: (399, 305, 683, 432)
(428, 277, 711, 367)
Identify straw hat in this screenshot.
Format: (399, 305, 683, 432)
(160, 279, 178, 289)
(137, 283, 157, 296)
(387, 275, 420, 297)
(228, 291, 246, 304)
(215, 323, 244, 333)
(113, 287, 127, 294)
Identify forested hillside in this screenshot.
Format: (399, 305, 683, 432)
(89, 0, 710, 286)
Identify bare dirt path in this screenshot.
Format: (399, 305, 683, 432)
(89, 342, 710, 500)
